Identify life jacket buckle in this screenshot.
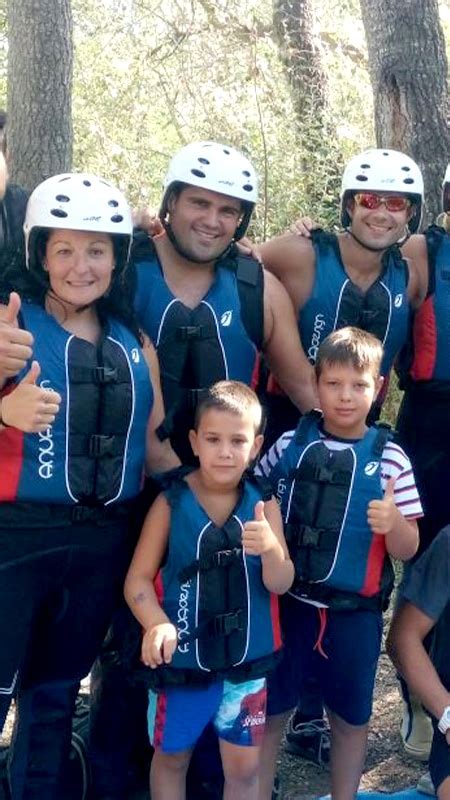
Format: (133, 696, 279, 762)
(71, 505, 101, 522)
(176, 325, 204, 341)
(298, 525, 322, 548)
(93, 366, 118, 384)
(212, 610, 242, 637)
(89, 434, 116, 457)
(214, 547, 242, 568)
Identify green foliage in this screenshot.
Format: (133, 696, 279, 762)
(69, 0, 379, 237)
(3, 0, 448, 236)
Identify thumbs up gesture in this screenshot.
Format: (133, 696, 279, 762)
(367, 476, 397, 535)
(1, 361, 62, 433)
(242, 500, 278, 556)
(0, 293, 34, 380)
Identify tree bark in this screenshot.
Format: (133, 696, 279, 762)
(360, 0, 449, 224)
(272, 0, 344, 212)
(273, 0, 328, 120)
(7, 0, 73, 191)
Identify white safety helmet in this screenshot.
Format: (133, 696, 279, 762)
(161, 141, 258, 240)
(24, 173, 133, 271)
(340, 148, 424, 233)
(442, 164, 450, 212)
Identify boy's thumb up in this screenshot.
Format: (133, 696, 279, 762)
(384, 476, 396, 500)
(254, 500, 266, 522)
(4, 291, 21, 325)
(21, 360, 41, 385)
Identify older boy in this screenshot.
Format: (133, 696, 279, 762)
(257, 327, 421, 800)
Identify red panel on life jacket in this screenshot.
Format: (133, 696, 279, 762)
(360, 533, 387, 597)
(0, 384, 24, 501)
(410, 296, 437, 381)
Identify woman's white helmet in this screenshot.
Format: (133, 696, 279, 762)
(161, 141, 258, 240)
(24, 173, 133, 271)
(442, 164, 450, 212)
(340, 148, 424, 233)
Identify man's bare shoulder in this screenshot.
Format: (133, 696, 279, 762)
(400, 233, 428, 307)
(260, 231, 315, 272)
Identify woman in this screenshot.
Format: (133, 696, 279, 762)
(0, 172, 178, 799)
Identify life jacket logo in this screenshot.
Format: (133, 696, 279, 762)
(131, 348, 140, 363)
(307, 313, 326, 363)
(38, 380, 55, 479)
(394, 294, 403, 308)
(364, 461, 379, 476)
(276, 478, 287, 505)
(177, 580, 191, 654)
(221, 310, 233, 326)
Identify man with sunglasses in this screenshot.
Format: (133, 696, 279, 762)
(256, 148, 426, 773)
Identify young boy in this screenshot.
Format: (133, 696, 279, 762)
(124, 380, 294, 800)
(257, 327, 422, 800)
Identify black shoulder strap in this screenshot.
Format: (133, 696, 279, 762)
(294, 409, 322, 445)
(244, 472, 273, 502)
(425, 224, 445, 297)
(381, 243, 409, 286)
(157, 466, 193, 504)
(234, 254, 264, 351)
(130, 229, 157, 263)
(371, 422, 393, 458)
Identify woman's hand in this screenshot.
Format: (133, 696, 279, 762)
(1, 361, 62, 432)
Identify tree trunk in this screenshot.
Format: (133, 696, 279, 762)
(273, 0, 328, 119)
(360, 0, 449, 224)
(6, 0, 73, 191)
(272, 0, 343, 211)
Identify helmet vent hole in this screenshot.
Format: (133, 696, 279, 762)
(382, 152, 389, 156)
(401, 166, 411, 172)
(191, 169, 206, 178)
(111, 214, 124, 223)
(55, 194, 70, 202)
(223, 149, 230, 154)
(355, 174, 368, 182)
(243, 170, 251, 177)
(108, 199, 119, 207)
(403, 178, 414, 185)
(50, 208, 68, 218)
(243, 184, 254, 192)
(83, 180, 92, 187)
(360, 163, 370, 169)
(198, 158, 210, 165)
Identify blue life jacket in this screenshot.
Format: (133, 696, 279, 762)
(299, 230, 409, 376)
(406, 226, 450, 385)
(268, 411, 394, 610)
(153, 472, 282, 684)
(0, 303, 153, 505)
(133, 244, 262, 453)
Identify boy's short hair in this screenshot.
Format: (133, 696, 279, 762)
(315, 327, 382, 379)
(195, 380, 263, 433)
